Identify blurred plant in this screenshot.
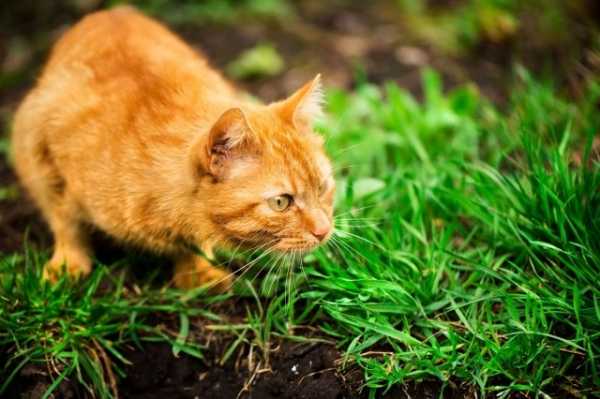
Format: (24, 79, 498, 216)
(116, 0, 293, 24)
(394, 0, 575, 55)
(226, 43, 285, 80)
(0, 185, 19, 201)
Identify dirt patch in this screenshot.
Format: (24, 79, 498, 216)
(5, 338, 477, 399)
(121, 342, 348, 399)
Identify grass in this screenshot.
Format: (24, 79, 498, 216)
(1, 69, 599, 398)
(0, 252, 227, 397)
(307, 69, 600, 396)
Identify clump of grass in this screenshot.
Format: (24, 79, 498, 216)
(298, 69, 600, 396)
(0, 250, 225, 398)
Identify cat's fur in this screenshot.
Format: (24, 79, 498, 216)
(11, 7, 334, 291)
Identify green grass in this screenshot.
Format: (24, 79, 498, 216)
(1, 69, 599, 398)
(307, 69, 600, 396)
(0, 252, 227, 397)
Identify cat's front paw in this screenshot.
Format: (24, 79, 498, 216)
(173, 257, 232, 293)
(43, 248, 92, 283)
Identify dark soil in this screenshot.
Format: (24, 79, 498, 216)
(120, 342, 348, 399)
(5, 338, 477, 399)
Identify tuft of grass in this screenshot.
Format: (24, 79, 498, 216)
(0, 250, 225, 398)
(298, 69, 600, 396)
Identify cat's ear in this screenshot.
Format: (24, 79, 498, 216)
(190, 108, 253, 180)
(272, 74, 324, 130)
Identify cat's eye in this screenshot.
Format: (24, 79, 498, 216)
(268, 194, 292, 212)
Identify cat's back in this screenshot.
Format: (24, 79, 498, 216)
(11, 7, 234, 232)
(42, 6, 227, 94)
(13, 6, 234, 156)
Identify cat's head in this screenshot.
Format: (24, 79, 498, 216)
(191, 75, 334, 252)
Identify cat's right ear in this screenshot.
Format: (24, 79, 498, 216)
(189, 108, 253, 180)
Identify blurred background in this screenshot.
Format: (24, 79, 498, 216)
(1, 0, 600, 250)
(2, 0, 600, 104)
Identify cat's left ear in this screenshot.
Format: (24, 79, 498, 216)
(189, 107, 255, 180)
(272, 74, 324, 131)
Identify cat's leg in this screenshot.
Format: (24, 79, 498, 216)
(42, 204, 93, 282)
(19, 141, 93, 281)
(173, 244, 232, 292)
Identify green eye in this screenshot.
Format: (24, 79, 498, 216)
(268, 195, 292, 212)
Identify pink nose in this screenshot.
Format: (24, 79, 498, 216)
(311, 215, 331, 241)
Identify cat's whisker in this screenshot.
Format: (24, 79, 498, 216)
(266, 253, 286, 295)
(231, 241, 279, 283)
(333, 204, 378, 218)
(285, 252, 295, 310)
(334, 230, 382, 249)
(206, 240, 279, 290)
(330, 233, 372, 265)
(251, 246, 285, 290)
(261, 253, 283, 295)
(334, 216, 384, 222)
(232, 250, 271, 283)
(327, 236, 350, 261)
(325, 237, 349, 264)
(224, 239, 247, 268)
(297, 250, 308, 282)
(335, 216, 383, 220)
(334, 221, 383, 229)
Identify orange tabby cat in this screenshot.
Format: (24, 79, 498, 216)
(11, 7, 334, 291)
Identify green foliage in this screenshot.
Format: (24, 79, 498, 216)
(0, 252, 225, 398)
(226, 43, 285, 79)
(303, 69, 600, 395)
(116, 0, 292, 24)
(395, 0, 574, 55)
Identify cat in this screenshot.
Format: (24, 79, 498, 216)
(11, 6, 334, 292)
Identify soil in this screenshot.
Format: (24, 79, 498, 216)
(5, 338, 475, 399)
(1, 1, 598, 398)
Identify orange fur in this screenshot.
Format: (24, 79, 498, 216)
(11, 7, 334, 291)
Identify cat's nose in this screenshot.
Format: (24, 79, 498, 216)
(311, 213, 331, 241)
